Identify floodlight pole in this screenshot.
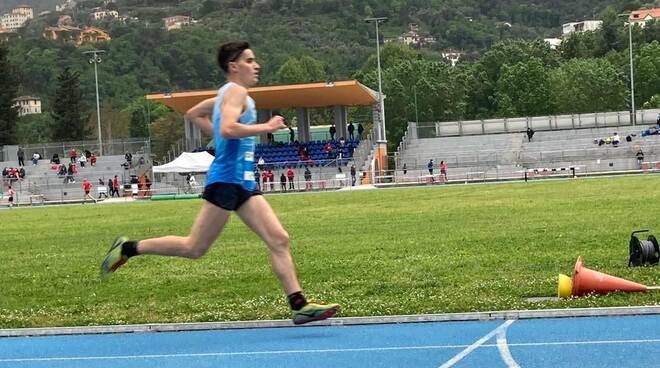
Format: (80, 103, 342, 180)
(619, 14, 636, 126)
(84, 50, 106, 155)
(365, 17, 387, 144)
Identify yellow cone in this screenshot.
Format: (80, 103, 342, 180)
(558, 273, 573, 298)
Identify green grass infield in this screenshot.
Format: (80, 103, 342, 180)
(2, 175, 660, 328)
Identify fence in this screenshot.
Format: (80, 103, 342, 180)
(1, 138, 151, 163)
(399, 109, 660, 153)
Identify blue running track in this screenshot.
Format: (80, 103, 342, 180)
(0, 314, 658, 367)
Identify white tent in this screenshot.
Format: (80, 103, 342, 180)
(152, 151, 214, 173)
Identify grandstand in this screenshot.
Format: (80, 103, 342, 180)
(395, 109, 660, 183)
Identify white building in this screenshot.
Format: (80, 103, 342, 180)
(56, 0, 77, 12)
(162, 15, 191, 31)
(13, 96, 41, 117)
(397, 23, 436, 49)
(1, 5, 33, 31)
(561, 20, 602, 36)
(544, 38, 562, 50)
(441, 50, 463, 67)
(629, 8, 660, 28)
(90, 8, 118, 20)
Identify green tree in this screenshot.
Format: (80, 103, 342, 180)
(16, 113, 53, 144)
(125, 98, 169, 138)
(642, 95, 660, 109)
(633, 40, 660, 109)
(276, 56, 326, 84)
(51, 67, 89, 141)
(549, 58, 628, 114)
(467, 40, 559, 118)
(0, 45, 19, 145)
(150, 111, 184, 160)
(494, 58, 553, 117)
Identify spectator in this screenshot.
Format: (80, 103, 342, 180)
(7, 185, 15, 208)
(185, 173, 196, 193)
(612, 132, 620, 147)
(287, 167, 295, 190)
(440, 160, 447, 181)
(70, 148, 77, 164)
(107, 178, 114, 197)
(261, 170, 268, 191)
(138, 156, 145, 166)
(112, 175, 120, 197)
(347, 122, 355, 140)
(267, 132, 274, 145)
(254, 168, 260, 189)
(268, 169, 275, 191)
(280, 172, 287, 192)
(32, 152, 39, 166)
(79, 153, 87, 167)
(347, 143, 354, 158)
(403, 163, 407, 175)
(329, 124, 336, 140)
(90, 153, 97, 166)
(125, 152, 133, 167)
(636, 148, 645, 168)
(289, 126, 295, 142)
(526, 127, 535, 142)
(258, 156, 265, 171)
(304, 166, 312, 190)
(427, 159, 435, 182)
(350, 164, 356, 186)
(324, 142, 333, 159)
(82, 178, 96, 203)
(357, 123, 364, 139)
(57, 164, 67, 177)
(98, 178, 108, 199)
(18, 167, 25, 179)
(657, 113, 660, 127)
(144, 175, 152, 196)
(51, 153, 60, 165)
(85, 149, 92, 159)
(17, 147, 24, 167)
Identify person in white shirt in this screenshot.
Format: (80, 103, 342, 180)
(611, 133, 620, 147)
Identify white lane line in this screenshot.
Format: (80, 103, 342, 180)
(0, 345, 472, 363)
(438, 320, 516, 368)
(2, 337, 660, 363)
(496, 322, 521, 368)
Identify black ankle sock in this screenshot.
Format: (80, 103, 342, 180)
(287, 291, 307, 311)
(121, 241, 139, 258)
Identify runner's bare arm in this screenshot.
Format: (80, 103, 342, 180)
(220, 86, 286, 139)
(185, 98, 215, 136)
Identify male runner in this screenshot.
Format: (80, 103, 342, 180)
(101, 42, 339, 325)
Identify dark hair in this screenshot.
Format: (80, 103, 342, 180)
(217, 41, 250, 72)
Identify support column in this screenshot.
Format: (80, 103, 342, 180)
(333, 105, 348, 140)
(184, 117, 202, 151)
(296, 108, 311, 142)
(257, 109, 272, 145)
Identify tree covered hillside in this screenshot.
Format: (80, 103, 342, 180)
(1, 0, 659, 154)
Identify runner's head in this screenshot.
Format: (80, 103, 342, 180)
(218, 41, 260, 87)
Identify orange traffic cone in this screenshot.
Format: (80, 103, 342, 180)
(562, 256, 651, 297)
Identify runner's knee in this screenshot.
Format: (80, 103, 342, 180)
(268, 230, 290, 254)
(183, 238, 210, 259)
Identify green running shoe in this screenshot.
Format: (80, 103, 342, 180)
(100, 236, 129, 280)
(292, 302, 340, 325)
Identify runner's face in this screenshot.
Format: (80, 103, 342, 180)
(232, 49, 260, 87)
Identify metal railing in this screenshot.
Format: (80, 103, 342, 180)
(409, 109, 660, 140)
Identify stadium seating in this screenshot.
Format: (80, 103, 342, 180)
(397, 125, 660, 181)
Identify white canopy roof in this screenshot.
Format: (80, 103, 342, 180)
(152, 151, 214, 173)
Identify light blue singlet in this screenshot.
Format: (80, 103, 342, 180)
(206, 82, 257, 191)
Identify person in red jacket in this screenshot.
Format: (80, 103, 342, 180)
(82, 178, 96, 203)
(286, 167, 295, 190)
(439, 160, 447, 182)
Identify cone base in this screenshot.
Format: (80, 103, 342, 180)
(558, 274, 573, 298)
